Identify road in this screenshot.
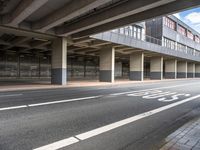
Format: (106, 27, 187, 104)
(1, 79, 200, 150)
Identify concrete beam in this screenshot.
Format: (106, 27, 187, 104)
(73, 0, 200, 38)
(187, 63, 195, 78)
(99, 47, 115, 82)
(32, 0, 111, 31)
(130, 52, 144, 81)
(56, 0, 174, 36)
(5, 0, 49, 27)
(164, 59, 177, 79)
(2, 36, 31, 50)
(195, 64, 200, 78)
(0, 25, 56, 40)
(150, 56, 163, 80)
(52, 37, 67, 85)
(177, 61, 187, 78)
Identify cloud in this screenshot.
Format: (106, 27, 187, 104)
(173, 13, 181, 19)
(185, 12, 200, 24)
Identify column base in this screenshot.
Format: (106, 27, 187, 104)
(165, 72, 176, 79)
(51, 68, 67, 85)
(129, 71, 143, 81)
(99, 70, 113, 82)
(150, 72, 162, 80)
(177, 72, 187, 78)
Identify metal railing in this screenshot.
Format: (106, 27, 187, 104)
(111, 28, 200, 57)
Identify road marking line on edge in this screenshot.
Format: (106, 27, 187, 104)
(0, 94, 23, 97)
(110, 82, 200, 96)
(33, 94, 200, 150)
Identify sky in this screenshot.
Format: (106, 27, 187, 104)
(173, 7, 200, 33)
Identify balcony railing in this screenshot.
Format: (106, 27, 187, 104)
(111, 28, 200, 57)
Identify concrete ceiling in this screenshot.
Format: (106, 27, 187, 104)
(0, 0, 200, 39)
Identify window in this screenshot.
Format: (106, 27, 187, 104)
(195, 36, 200, 43)
(164, 17, 176, 30)
(187, 31, 194, 40)
(178, 25, 186, 36)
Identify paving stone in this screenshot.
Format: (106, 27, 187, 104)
(160, 118, 200, 150)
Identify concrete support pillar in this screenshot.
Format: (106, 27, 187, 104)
(99, 47, 115, 82)
(177, 61, 187, 78)
(165, 59, 177, 79)
(150, 56, 163, 80)
(129, 52, 144, 81)
(195, 64, 200, 78)
(51, 37, 67, 85)
(187, 63, 195, 78)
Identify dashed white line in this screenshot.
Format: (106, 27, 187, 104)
(33, 94, 200, 150)
(0, 95, 103, 112)
(29, 95, 103, 107)
(0, 94, 23, 97)
(33, 137, 79, 150)
(0, 105, 27, 111)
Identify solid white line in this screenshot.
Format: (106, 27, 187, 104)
(28, 95, 103, 107)
(110, 82, 200, 96)
(0, 105, 27, 111)
(34, 94, 200, 150)
(75, 94, 200, 140)
(0, 94, 23, 97)
(33, 137, 79, 150)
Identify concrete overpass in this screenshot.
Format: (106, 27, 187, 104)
(0, 0, 200, 85)
(0, 0, 200, 38)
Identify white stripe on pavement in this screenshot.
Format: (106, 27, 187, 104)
(28, 95, 103, 107)
(33, 94, 200, 150)
(0, 105, 27, 111)
(33, 137, 79, 150)
(0, 95, 103, 112)
(110, 82, 199, 96)
(0, 82, 200, 112)
(0, 94, 23, 97)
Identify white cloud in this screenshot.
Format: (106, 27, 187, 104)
(185, 12, 200, 24)
(173, 13, 181, 19)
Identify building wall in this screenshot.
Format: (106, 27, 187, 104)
(0, 52, 51, 79)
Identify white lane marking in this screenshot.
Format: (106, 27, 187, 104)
(76, 95, 200, 140)
(34, 94, 200, 150)
(28, 95, 103, 107)
(110, 82, 200, 96)
(0, 82, 199, 112)
(0, 95, 103, 112)
(0, 105, 27, 111)
(0, 94, 23, 98)
(33, 137, 79, 150)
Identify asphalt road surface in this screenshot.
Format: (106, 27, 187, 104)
(1, 79, 200, 150)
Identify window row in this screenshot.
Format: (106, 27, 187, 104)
(164, 17, 200, 43)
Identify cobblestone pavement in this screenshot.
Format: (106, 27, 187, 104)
(160, 118, 200, 150)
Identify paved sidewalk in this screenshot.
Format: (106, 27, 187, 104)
(0, 79, 175, 92)
(160, 117, 200, 150)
